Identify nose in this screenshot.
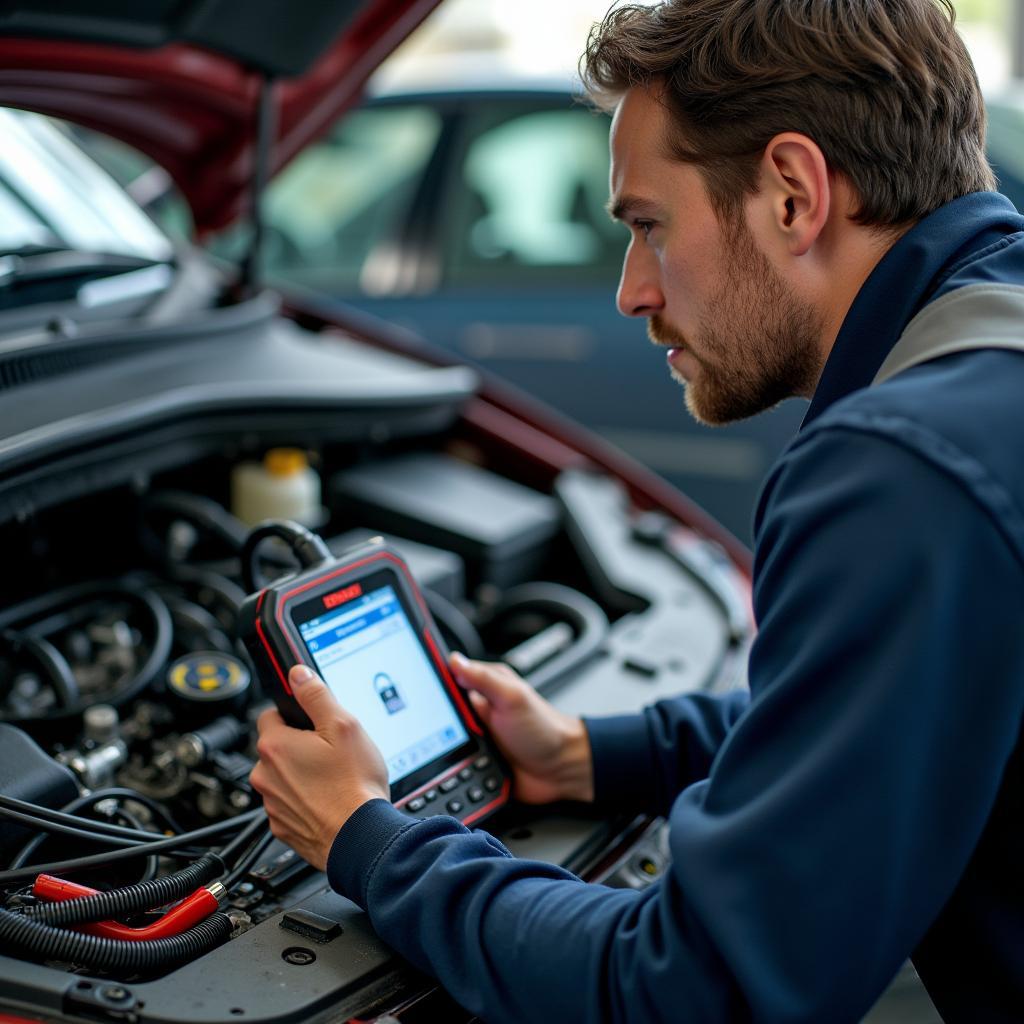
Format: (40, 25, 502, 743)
(616, 240, 664, 318)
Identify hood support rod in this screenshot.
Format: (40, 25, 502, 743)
(237, 73, 277, 299)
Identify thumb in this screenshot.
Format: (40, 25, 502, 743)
(449, 653, 525, 711)
(289, 664, 340, 730)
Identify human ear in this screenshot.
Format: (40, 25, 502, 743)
(759, 133, 831, 257)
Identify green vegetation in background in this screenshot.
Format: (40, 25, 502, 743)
(955, 0, 1010, 28)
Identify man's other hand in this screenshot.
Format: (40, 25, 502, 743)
(449, 653, 594, 804)
(250, 665, 390, 870)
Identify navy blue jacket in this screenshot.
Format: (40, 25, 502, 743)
(328, 192, 1024, 1023)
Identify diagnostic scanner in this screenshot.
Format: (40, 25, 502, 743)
(239, 530, 510, 827)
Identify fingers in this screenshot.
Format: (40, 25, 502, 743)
(257, 706, 285, 736)
(289, 664, 343, 733)
(467, 690, 493, 727)
(449, 653, 527, 711)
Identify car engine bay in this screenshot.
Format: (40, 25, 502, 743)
(0, 295, 752, 1023)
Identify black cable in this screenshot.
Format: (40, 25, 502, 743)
(422, 587, 485, 660)
(240, 520, 331, 594)
(0, 579, 173, 725)
(631, 512, 750, 645)
(113, 806, 159, 883)
(169, 564, 247, 615)
(11, 796, 165, 880)
(0, 810, 261, 886)
(0, 907, 233, 975)
(67, 787, 186, 835)
(9, 832, 48, 872)
(490, 583, 610, 694)
(217, 810, 269, 865)
(223, 824, 274, 890)
(25, 853, 223, 927)
(0, 630, 79, 708)
(0, 806, 147, 849)
(0, 795, 170, 842)
(141, 491, 250, 559)
(164, 593, 234, 653)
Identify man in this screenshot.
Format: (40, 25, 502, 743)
(250, 1, 1024, 1020)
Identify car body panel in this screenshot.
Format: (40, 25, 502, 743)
(0, 0, 443, 232)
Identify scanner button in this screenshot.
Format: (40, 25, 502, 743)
(407, 797, 426, 813)
(473, 756, 491, 771)
(440, 776, 459, 793)
(468, 786, 485, 803)
(483, 776, 500, 793)
(423, 788, 438, 803)
(458, 767, 473, 782)
(447, 799, 464, 815)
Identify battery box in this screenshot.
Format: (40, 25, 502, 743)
(331, 454, 560, 588)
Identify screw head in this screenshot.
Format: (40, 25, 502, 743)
(101, 985, 131, 1002)
(282, 947, 316, 966)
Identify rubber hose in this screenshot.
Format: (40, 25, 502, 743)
(0, 581, 173, 726)
(0, 630, 79, 708)
(492, 583, 609, 694)
(241, 520, 331, 594)
(422, 588, 485, 660)
(0, 907, 232, 973)
(143, 491, 250, 555)
(26, 853, 224, 927)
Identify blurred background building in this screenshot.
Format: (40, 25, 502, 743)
(386, 0, 1022, 91)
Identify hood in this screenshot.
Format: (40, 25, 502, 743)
(0, 0, 442, 234)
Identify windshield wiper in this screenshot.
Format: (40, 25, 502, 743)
(0, 247, 171, 290)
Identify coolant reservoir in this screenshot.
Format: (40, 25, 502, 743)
(231, 448, 322, 527)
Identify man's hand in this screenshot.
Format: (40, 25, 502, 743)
(250, 665, 390, 870)
(449, 653, 594, 804)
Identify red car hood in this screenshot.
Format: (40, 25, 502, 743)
(0, 0, 441, 234)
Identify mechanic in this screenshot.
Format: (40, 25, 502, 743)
(250, 1, 1024, 1021)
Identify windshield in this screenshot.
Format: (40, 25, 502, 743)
(0, 108, 173, 262)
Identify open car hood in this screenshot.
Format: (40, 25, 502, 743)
(0, 0, 442, 234)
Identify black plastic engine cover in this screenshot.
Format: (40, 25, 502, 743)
(0, 723, 78, 858)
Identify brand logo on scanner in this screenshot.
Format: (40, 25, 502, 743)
(323, 583, 363, 609)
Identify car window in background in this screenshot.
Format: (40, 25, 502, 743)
(0, 109, 173, 261)
(443, 104, 624, 286)
(230, 105, 443, 294)
(985, 93, 1024, 212)
(65, 127, 194, 244)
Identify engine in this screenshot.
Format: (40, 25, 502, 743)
(0, 437, 749, 1021)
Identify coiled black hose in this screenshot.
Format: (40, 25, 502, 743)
(422, 587, 485, 660)
(0, 907, 232, 973)
(491, 583, 609, 694)
(241, 520, 331, 593)
(0, 578, 173, 726)
(0, 630, 79, 709)
(25, 852, 224, 927)
(141, 491, 251, 560)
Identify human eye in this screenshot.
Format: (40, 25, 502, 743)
(633, 219, 656, 240)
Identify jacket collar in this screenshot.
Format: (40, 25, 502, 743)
(803, 191, 1024, 428)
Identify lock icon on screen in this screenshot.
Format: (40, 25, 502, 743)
(374, 672, 406, 714)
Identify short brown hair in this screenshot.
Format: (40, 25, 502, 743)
(582, 0, 997, 227)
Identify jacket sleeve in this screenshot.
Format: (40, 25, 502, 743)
(326, 426, 1024, 1024)
(583, 690, 750, 816)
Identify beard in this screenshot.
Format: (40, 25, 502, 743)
(649, 222, 823, 426)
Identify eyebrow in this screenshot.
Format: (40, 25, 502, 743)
(606, 194, 661, 223)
